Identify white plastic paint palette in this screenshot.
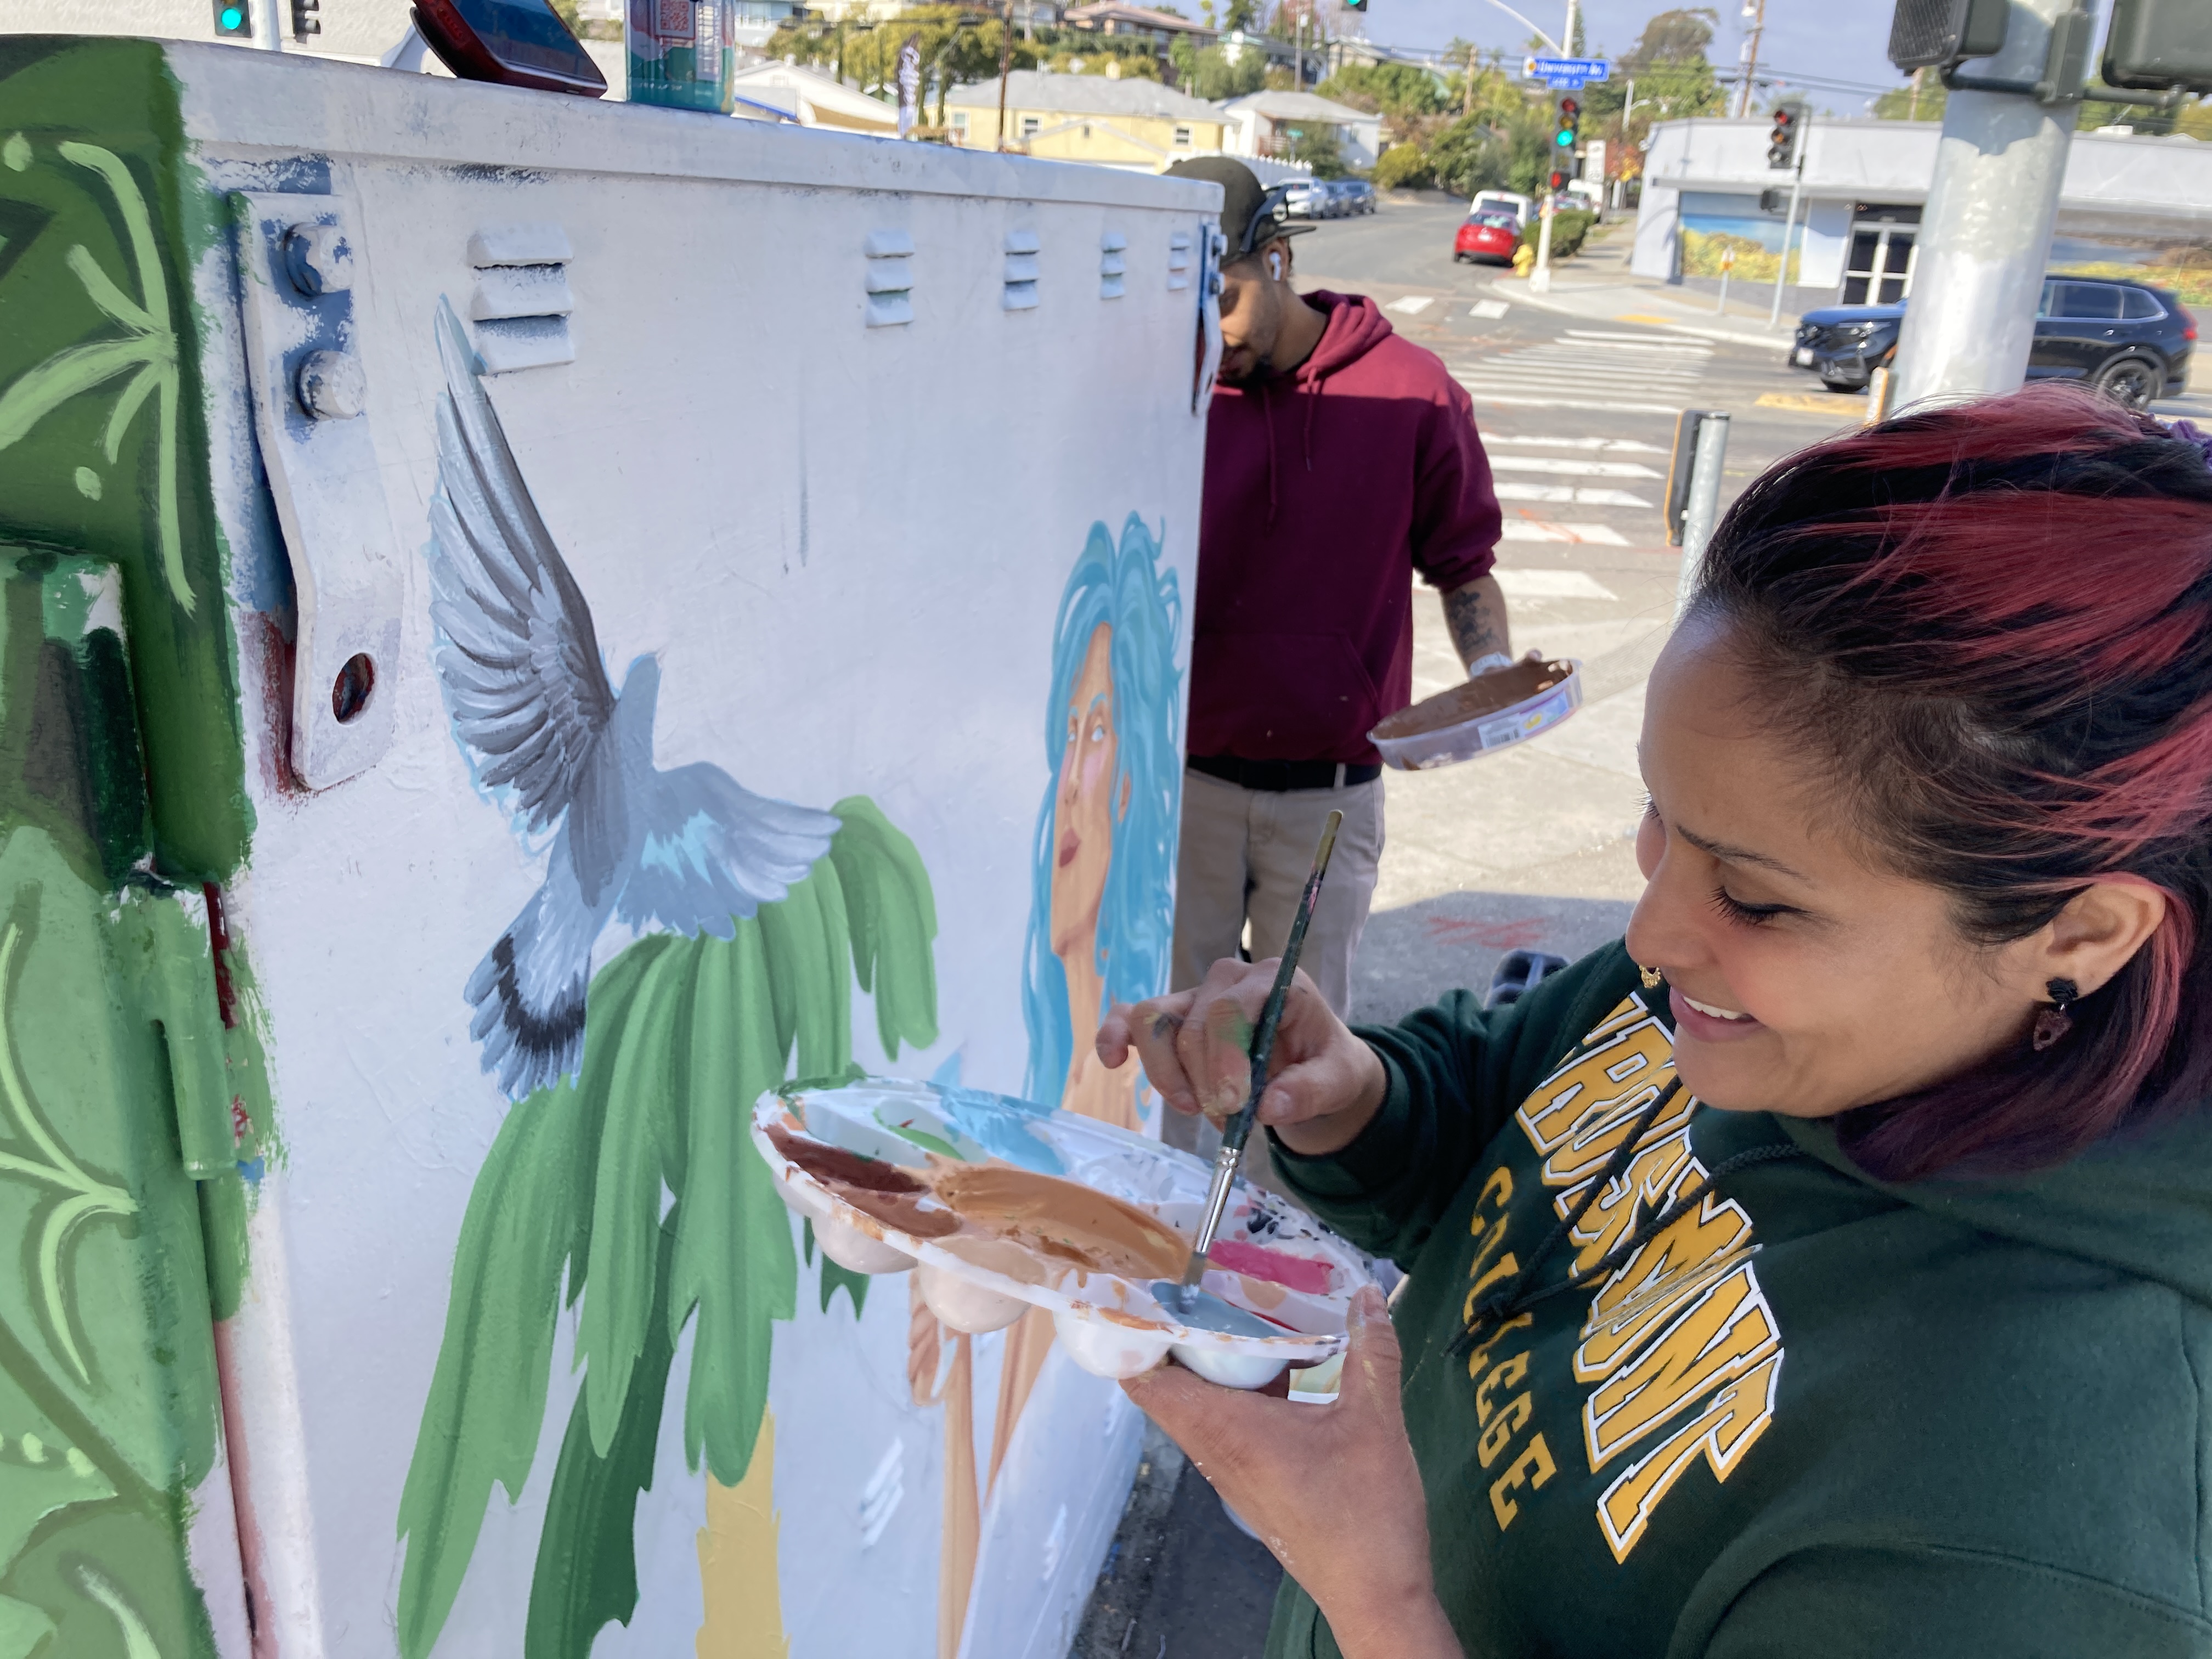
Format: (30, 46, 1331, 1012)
(751, 1077, 1364, 1390)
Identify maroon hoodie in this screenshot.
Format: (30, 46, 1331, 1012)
(1189, 290, 1502, 766)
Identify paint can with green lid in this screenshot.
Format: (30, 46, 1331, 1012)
(626, 0, 734, 112)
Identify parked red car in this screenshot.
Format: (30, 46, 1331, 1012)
(1454, 211, 1520, 266)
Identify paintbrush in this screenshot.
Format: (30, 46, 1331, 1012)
(1171, 809, 1343, 1316)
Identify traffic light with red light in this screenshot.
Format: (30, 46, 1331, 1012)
(1767, 105, 1797, 168)
(212, 0, 252, 36)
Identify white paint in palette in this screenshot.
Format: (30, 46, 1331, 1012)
(1494, 482, 1653, 507)
(1493, 568, 1619, 600)
(860, 1437, 905, 1547)
(1500, 521, 1632, 545)
(1469, 299, 1510, 319)
(1490, 455, 1663, 479)
(1486, 435, 1668, 453)
(1385, 294, 1436, 314)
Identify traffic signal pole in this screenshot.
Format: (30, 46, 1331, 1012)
(1767, 111, 1807, 328)
(1889, 0, 2078, 407)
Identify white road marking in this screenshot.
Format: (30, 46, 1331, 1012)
(1494, 483, 1656, 507)
(1386, 295, 1436, 314)
(1463, 391, 1689, 415)
(1485, 435, 1669, 453)
(1490, 455, 1664, 478)
(1470, 299, 1511, 319)
(1493, 568, 1620, 600)
(1499, 521, 1632, 545)
(1562, 330, 1714, 353)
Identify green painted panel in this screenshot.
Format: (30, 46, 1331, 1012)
(0, 550, 225, 1657)
(0, 38, 253, 885)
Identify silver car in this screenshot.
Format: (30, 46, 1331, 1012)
(1283, 179, 1331, 219)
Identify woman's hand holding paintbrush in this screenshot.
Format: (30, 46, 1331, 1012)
(1096, 956, 1389, 1159)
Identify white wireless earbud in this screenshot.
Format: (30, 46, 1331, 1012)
(1269, 251, 1284, 280)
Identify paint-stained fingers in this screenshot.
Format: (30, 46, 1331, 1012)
(1335, 1286, 1406, 1424)
(1119, 1355, 1283, 1483)
(1098, 991, 1201, 1113)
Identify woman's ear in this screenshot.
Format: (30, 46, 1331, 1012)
(2038, 878, 2170, 998)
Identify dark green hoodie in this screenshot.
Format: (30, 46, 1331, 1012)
(1265, 941, 2212, 1658)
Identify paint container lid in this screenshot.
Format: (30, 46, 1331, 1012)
(752, 1077, 1372, 1390)
(1370, 655, 1583, 771)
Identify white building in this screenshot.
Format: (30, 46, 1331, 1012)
(727, 60, 898, 131)
(1634, 116, 2212, 307)
(1218, 88, 1381, 171)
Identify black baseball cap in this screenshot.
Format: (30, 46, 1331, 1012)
(1164, 156, 1314, 261)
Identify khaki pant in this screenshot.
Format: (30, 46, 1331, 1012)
(1164, 768, 1383, 1163)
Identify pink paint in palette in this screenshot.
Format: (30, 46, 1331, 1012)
(1205, 1238, 1335, 1295)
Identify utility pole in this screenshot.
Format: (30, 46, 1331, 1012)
(1464, 42, 1477, 116)
(995, 0, 1013, 149)
(1736, 0, 1765, 117)
(1890, 0, 2081, 407)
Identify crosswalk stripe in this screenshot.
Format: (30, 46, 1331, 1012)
(1491, 456, 1664, 478)
(1495, 482, 1655, 507)
(1500, 521, 1632, 545)
(1561, 330, 1715, 350)
(1494, 569, 1620, 600)
(1486, 436, 1669, 453)
(1465, 359, 1704, 383)
(1462, 392, 1689, 415)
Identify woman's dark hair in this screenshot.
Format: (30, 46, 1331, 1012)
(1692, 383, 2212, 1181)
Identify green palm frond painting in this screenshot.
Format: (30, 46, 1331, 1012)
(396, 800, 939, 1659)
(0, 137, 187, 614)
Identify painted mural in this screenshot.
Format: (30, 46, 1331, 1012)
(0, 38, 265, 1659)
(394, 304, 941, 1659)
(1, 33, 1209, 1659)
(930, 519, 1184, 1655)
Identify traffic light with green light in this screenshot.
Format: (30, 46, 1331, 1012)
(1547, 94, 1580, 192)
(212, 0, 252, 36)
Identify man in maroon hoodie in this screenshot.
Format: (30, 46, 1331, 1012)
(1163, 157, 1508, 1030)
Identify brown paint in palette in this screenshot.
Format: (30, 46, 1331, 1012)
(929, 1164, 1192, 1283)
(768, 1119, 1192, 1282)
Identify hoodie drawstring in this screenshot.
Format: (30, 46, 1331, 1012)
(1302, 374, 1319, 473)
(1449, 1077, 1804, 1360)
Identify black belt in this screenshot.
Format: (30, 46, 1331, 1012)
(1188, 754, 1382, 792)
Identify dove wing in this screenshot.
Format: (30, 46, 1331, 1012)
(618, 763, 842, 939)
(426, 298, 616, 833)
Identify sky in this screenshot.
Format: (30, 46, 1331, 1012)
(1356, 1, 1919, 115)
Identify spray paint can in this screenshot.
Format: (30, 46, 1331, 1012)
(627, 0, 733, 112)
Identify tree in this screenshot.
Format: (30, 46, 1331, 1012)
(1223, 0, 1259, 30)
(1625, 6, 1717, 65)
(1317, 62, 1447, 121)
(1284, 125, 1346, 177)
(1171, 37, 1267, 97)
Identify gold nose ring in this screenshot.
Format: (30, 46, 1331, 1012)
(1639, 966, 1663, 990)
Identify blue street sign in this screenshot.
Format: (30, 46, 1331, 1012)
(1544, 75, 1587, 88)
(1530, 54, 1610, 81)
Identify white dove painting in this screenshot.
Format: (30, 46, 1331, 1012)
(421, 297, 846, 1100)
(399, 298, 943, 1659)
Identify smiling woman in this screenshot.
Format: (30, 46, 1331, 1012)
(1096, 386, 2212, 1659)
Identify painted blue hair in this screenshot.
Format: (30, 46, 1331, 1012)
(1022, 516, 1184, 1109)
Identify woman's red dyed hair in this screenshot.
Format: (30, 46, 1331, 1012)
(1694, 383, 2212, 1180)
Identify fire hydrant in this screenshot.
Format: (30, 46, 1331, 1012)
(1512, 243, 1535, 280)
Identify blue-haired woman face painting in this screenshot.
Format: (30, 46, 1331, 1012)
(1023, 516, 1183, 1128)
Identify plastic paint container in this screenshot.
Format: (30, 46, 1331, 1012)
(1369, 656, 1583, 771)
(627, 0, 734, 112)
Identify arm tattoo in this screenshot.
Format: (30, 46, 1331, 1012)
(1443, 577, 1511, 672)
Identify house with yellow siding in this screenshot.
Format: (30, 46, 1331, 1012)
(943, 70, 1229, 171)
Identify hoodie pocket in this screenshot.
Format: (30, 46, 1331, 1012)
(1193, 631, 1384, 757)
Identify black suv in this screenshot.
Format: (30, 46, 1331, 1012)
(1791, 276, 2194, 410)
